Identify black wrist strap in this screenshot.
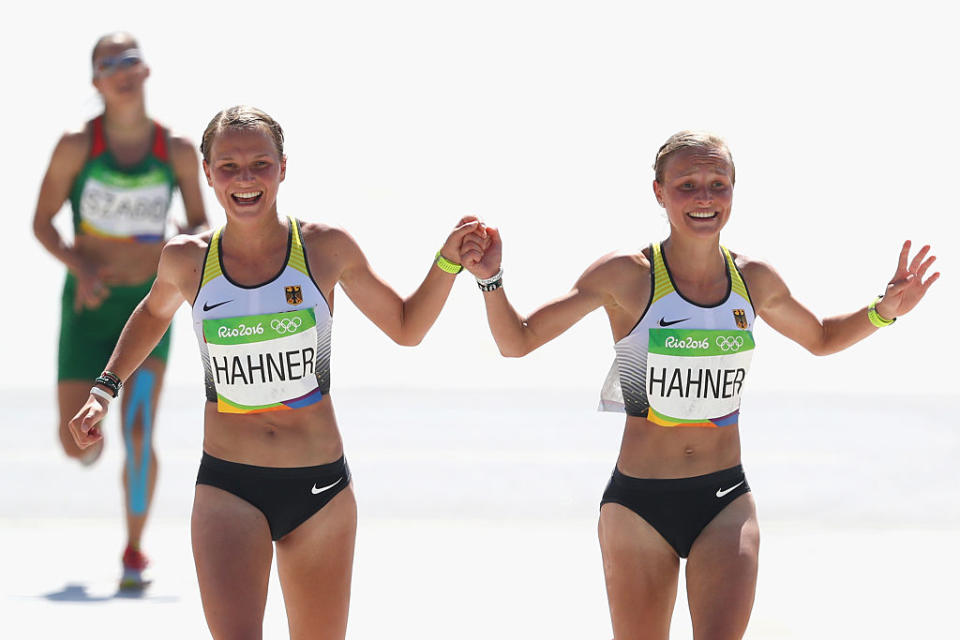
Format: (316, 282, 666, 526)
(95, 371, 123, 398)
(478, 277, 503, 292)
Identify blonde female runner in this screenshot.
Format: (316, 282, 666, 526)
(460, 131, 938, 639)
(68, 105, 480, 639)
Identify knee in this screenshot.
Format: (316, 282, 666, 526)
(121, 421, 158, 469)
(122, 417, 157, 450)
(124, 422, 147, 447)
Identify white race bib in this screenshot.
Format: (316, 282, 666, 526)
(79, 174, 170, 239)
(646, 328, 754, 424)
(203, 308, 323, 413)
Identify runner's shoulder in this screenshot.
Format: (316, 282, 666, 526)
(567, 250, 650, 308)
(582, 248, 651, 284)
(166, 133, 201, 167)
(57, 127, 90, 148)
(298, 220, 359, 254)
(161, 231, 213, 263)
(729, 250, 778, 280)
(157, 233, 212, 289)
(49, 126, 92, 168)
(729, 250, 789, 304)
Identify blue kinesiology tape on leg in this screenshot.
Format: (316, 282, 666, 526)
(124, 370, 155, 515)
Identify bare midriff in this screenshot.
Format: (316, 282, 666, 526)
(201, 394, 344, 468)
(616, 414, 742, 479)
(76, 235, 164, 285)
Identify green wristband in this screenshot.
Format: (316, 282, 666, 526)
(435, 250, 463, 275)
(868, 296, 895, 328)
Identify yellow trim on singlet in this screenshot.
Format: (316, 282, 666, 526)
(650, 242, 676, 304)
(287, 217, 310, 277)
(722, 246, 751, 304)
(651, 242, 751, 306)
(201, 218, 309, 288)
(201, 228, 224, 288)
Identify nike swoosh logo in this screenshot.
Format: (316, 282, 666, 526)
(716, 480, 745, 498)
(203, 299, 233, 312)
(311, 477, 343, 495)
(659, 317, 690, 327)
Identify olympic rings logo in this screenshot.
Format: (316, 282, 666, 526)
(715, 335, 744, 352)
(271, 317, 303, 334)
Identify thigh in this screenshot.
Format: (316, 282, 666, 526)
(599, 503, 680, 640)
(685, 492, 760, 640)
(57, 277, 123, 383)
(192, 484, 274, 640)
(275, 484, 357, 640)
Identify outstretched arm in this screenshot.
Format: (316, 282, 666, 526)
(460, 226, 610, 357)
(746, 241, 939, 356)
(67, 237, 198, 448)
(335, 216, 481, 346)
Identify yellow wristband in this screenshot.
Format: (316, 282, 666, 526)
(435, 251, 462, 275)
(868, 296, 895, 328)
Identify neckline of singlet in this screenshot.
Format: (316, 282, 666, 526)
(90, 115, 166, 173)
(215, 218, 295, 291)
(657, 241, 733, 310)
(618, 242, 740, 343)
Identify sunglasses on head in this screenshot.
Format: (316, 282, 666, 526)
(94, 49, 144, 77)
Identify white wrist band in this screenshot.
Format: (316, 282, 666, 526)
(476, 268, 503, 285)
(89, 386, 113, 403)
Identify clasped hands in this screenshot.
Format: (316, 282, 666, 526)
(438, 217, 501, 281)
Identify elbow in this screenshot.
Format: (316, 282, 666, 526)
(804, 324, 832, 357)
(805, 341, 832, 357)
(393, 305, 427, 347)
(393, 331, 424, 347)
(498, 343, 530, 358)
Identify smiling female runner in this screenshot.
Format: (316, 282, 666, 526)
(460, 131, 939, 639)
(68, 105, 480, 639)
(32, 32, 207, 590)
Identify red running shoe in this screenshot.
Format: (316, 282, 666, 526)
(119, 545, 151, 591)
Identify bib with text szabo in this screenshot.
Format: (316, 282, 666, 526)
(646, 328, 754, 425)
(78, 166, 171, 241)
(202, 308, 323, 413)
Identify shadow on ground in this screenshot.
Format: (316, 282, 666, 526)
(40, 582, 179, 603)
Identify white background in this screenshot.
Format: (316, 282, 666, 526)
(2, 5, 957, 636)
(4, 0, 957, 396)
